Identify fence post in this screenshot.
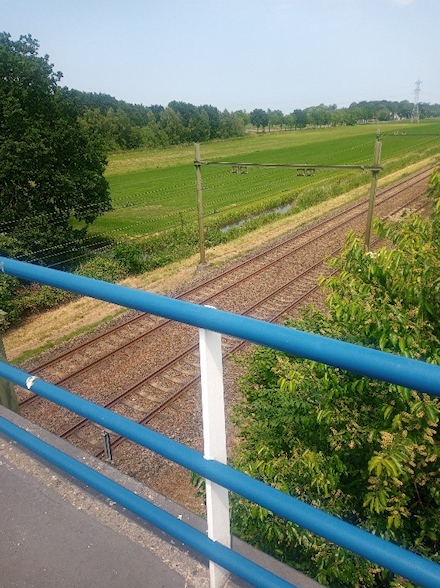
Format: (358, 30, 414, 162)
(0, 311, 20, 413)
(199, 324, 231, 588)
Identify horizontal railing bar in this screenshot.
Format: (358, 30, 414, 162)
(0, 416, 295, 588)
(1, 257, 439, 398)
(1, 361, 439, 587)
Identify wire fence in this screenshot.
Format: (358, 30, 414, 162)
(2, 132, 439, 269)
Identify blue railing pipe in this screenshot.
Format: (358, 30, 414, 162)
(1, 361, 439, 587)
(0, 416, 295, 588)
(1, 257, 440, 398)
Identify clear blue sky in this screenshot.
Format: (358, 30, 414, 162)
(2, 0, 439, 112)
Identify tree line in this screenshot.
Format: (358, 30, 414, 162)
(63, 89, 440, 150)
(63, 90, 247, 151)
(249, 100, 440, 132)
(2, 29, 440, 268)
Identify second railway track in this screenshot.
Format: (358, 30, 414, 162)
(17, 168, 433, 496)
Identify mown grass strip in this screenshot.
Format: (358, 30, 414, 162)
(97, 121, 440, 239)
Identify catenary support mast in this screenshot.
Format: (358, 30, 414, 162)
(194, 142, 382, 264)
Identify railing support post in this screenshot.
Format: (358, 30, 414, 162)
(199, 325, 231, 588)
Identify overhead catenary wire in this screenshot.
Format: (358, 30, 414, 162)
(3, 131, 439, 269)
(15, 204, 202, 266)
(0, 165, 373, 267)
(0, 163, 336, 240)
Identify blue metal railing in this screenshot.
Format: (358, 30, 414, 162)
(1, 256, 440, 587)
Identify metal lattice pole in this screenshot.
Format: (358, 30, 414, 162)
(411, 80, 422, 123)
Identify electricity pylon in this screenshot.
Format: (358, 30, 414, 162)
(411, 80, 422, 123)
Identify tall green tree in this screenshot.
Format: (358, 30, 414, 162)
(201, 104, 221, 139)
(293, 108, 307, 128)
(284, 113, 296, 130)
(250, 108, 269, 132)
(188, 108, 211, 142)
(159, 107, 186, 145)
(142, 110, 170, 148)
(0, 33, 111, 262)
(218, 109, 245, 138)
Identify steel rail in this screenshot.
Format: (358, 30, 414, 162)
(59, 190, 429, 456)
(21, 168, 430, 394)
(26, 167, 431, 379)
(0, 415, 294, 588)
(96, 199, 424, 459)
(18, 173, 431, 435)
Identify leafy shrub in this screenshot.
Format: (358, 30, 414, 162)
(0, 274, 21, 324)
(231, 169, 440, 587)
(76, 256, 128, 282)
(16, 284, 73, 315)
(112, 242, 149, 274)
(0, 275, 74, 326)
(0, 235, 31, 259)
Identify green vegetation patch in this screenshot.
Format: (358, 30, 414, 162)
(3, 121, 440, 326)
(230, 168, 440, 587)
(97, 120, 440, 240)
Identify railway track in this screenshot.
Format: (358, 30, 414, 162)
(18, 168, 432, 465)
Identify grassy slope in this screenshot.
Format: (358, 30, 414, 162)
(5, 121, 440, 362)
(5, 152, 438, 364)
(93, 121, 440, 239)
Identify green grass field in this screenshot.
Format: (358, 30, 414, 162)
(92, 120, 440, 240)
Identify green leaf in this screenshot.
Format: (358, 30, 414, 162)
(398, 337, 407, 354)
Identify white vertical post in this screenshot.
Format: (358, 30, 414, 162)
(199, 325, 231, 588)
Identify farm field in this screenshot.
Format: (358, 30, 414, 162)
(94, 120, 440, 240)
